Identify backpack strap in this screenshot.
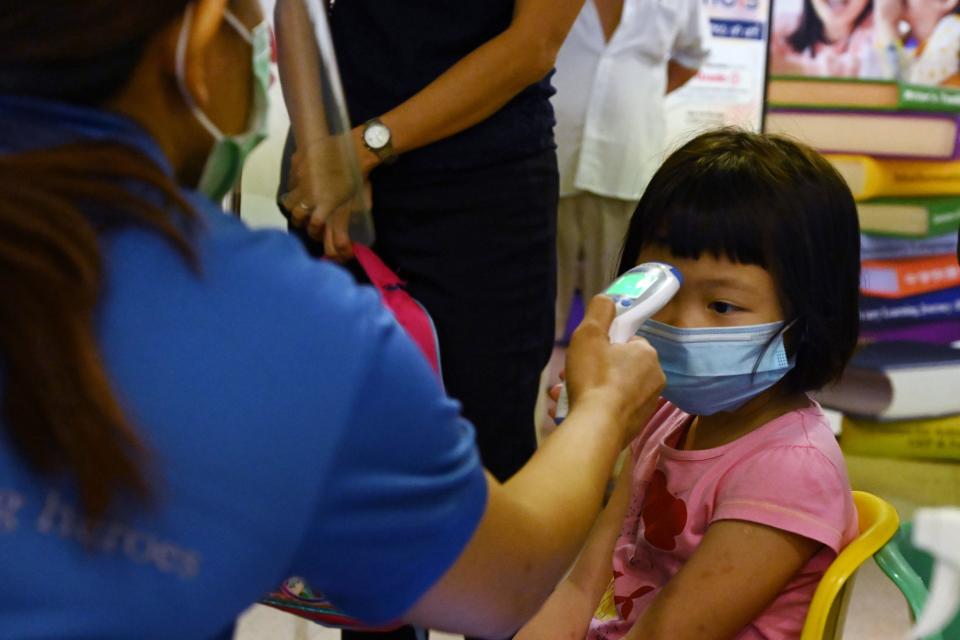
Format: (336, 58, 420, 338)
(353, 243, 404, 290)
(350, 243, 442, 377)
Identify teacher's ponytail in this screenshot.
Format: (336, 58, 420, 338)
(0, 1, 195, 520)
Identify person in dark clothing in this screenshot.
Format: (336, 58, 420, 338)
(279, 2, 587, 637)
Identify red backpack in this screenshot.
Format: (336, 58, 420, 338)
(261, 244, 441, 631)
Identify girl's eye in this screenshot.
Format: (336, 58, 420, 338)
(709, 301, 739, 315)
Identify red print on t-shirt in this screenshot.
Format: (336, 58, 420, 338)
(612, 570, 654, 620)
(641, 469, 687, 551)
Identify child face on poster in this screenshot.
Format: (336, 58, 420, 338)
(772, 0, 877, 77)
(876, 0, 957, 40)
(875, 0, 960, 85)
(905, 0, 959, 40)
(811, 0, 872, 41)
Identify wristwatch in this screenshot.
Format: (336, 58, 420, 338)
(361, 118, 397, 164)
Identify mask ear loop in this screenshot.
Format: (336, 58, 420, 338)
(175, 4, 228, 142)
(222, 9, 255, 44)
(750, 319, 799, 379)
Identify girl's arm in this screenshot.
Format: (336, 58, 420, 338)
(623, 521, 821, 640)
(516, 457, 636, 640)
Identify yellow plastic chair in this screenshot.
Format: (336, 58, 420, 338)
(801, 491, 900, 640)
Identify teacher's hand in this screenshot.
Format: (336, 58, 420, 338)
(564, 296, 665, 446)
(281, 139, 369, 261)
(320, 180, 372, 261)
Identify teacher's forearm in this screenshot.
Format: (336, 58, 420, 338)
(406, 394, 636, 638)
(487, 389, 655, 619)
(516, 459, 635, 639)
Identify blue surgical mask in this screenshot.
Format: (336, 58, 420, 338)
(636, 319, 796, 416)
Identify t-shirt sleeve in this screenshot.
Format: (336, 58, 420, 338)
(290, 290, 488, 625)
(671, 0, 711, 70)
(712, 446, 852, 553)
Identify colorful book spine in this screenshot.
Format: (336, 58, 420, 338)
(841, 414, 960, 461)
(857, 196, 960, 237)
(860, 320, 960, 344)
(767, 109, 960, 160)
(767, 76, 899, 110)
(766, 78, 960, 112)
(899, 83, 960, 112)
(861, 255, 960, 298)
(845, 454, 960, 507)
(827, 155, 960, 200)
(860, 287, 960, 326)
(860, 232, 959, 260)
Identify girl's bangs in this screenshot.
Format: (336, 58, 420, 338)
(637, 171, 775, 269)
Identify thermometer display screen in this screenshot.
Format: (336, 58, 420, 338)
(607, 271, 656, 297)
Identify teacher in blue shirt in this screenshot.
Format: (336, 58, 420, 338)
(0, 1, 665, 638)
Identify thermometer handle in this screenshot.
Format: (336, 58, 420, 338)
(554, 263, 680, 424)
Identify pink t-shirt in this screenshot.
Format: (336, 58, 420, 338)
(588, 401, 858, 640)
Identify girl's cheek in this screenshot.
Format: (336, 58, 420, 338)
(654, 305, 712, 329)
(650, 305, 678, 326)
(651, 297, 702, 328)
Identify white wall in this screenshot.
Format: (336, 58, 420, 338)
(238, 80, 290, 230)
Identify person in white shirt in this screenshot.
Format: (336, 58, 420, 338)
(552, 0, 710, 342)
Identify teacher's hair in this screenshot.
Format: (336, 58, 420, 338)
(0, 1, 195, 519)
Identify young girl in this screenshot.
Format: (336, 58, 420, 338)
(771, 0, 880, 77)
(517, 129, 862, 640)
(876, 0, 960, 85)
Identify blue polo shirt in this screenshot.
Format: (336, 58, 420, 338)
(0, 97, 487, 638)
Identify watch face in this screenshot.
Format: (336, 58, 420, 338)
(364, 123, 391, 150)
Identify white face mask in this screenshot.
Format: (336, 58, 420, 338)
(175, 5, 272, 202)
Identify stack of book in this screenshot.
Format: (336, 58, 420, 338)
(766, 77, 960, 345)
(767, 78, 960, 465)
(817, 341, 960, 462)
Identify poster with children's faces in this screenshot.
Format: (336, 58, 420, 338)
(770, 0, 960, 85)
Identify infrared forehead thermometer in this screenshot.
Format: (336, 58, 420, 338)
(555, 262, 682, 423)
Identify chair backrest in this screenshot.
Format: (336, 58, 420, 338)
(801, 491, 900, 640)
(875, 523, 947, 640)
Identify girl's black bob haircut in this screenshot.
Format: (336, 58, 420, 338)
(618, 128, 861, 393)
